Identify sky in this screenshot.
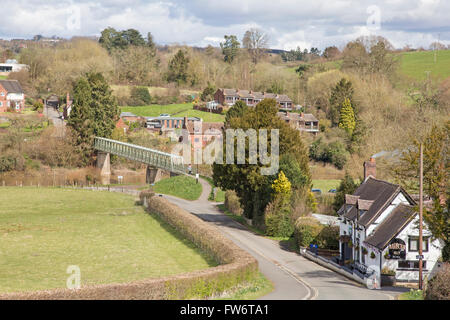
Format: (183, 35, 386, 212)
(1, 0, 449, 50)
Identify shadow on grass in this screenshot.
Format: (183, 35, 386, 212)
(145, 209, 219, 268)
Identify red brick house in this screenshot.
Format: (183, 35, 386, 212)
(182, 118, 223, 148)
(277, 111, 319, 135)
(214, 88, 293, 109)
(0, 80, 25, 112)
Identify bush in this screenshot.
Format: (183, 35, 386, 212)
(425, 263, 450, 300)
(294, 217, 323, 248)
(32, 101, 44, 113)
(129, 86, 151, 106)
(224, 190, 243, 215)
(309, 137, 349, 169)
(264, 198, 294, 238)
(0, 155, 16, 172)
(316, 225, 339, 250)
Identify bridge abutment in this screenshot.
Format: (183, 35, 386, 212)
(97, 152, 111, 185)
(146, 166, 162, 184)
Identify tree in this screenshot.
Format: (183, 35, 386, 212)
(213, 98, 311, 226)
(329, 78, 354, 126)
(224, 100, 248, 124)
(333, 172, 359, 212)
(242, 28, 269, 64)
(68, 72, 119, 165)
(220, 35, 240, 63)
(129, 86, 151, 106)
(339, 98, 356, 135)
(393, 123, 449, 253)
(323, 46, 340, 60)
(200, 82, 216, 102)
(167, 49, 190, 84)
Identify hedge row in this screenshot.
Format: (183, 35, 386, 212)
(0, 193, 258, 300)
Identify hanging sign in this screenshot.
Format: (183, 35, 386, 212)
(387, 238, 406, 259)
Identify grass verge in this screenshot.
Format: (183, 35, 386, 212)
(215, 272, 274, 300)
(398, 289, 424, 300)
(152, 175, 202, 200)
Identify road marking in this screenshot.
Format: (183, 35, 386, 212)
(216, 217, 318, 300)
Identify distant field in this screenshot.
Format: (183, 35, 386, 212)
(121, 103, 225, 122)
(121, 103, 192, 117)
(112, 85, 199, 97)
(0, 187, 216, 293)
(399, 50, 450, 81)
(0, 75, 7, 80)
(312, 179, 341, 192)
(152, 175, 203, 200)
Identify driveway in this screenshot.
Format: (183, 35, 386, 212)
(160, 178, 406, 300)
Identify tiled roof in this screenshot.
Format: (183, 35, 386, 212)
(0, 80, 23, 94)
(364, 204, 416, 250)
(340, 176, 416, 227)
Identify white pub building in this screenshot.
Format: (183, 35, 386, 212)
(337, 158, 444, 287)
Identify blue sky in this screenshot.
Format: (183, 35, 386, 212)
(1, 0, 448, 50)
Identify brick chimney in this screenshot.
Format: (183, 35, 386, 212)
(364, 157, 376, 180)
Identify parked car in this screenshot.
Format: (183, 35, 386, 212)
(328, 189, 337, 193)
(159, 113, 170, 117)
(311, 188, 322, 195)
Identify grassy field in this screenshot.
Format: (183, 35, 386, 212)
(121, 104, 225, 122)
(0, 187, 216, 293)
(400, 50, 450, 81)
(217, 272, 274, 300)
(152, 175, 203, 200)
(0, 75, 7, 80)
(398, 289, 424, 300)
(112, 85, 199, 97)
(121, 103, 193, 117)
(312, 179, 341, 192)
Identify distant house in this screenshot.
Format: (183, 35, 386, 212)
(0, 80, 25, 112)
(214, 88, 293, 109)
(145, 115, 201, 131)
(337, 158, 444, 285)
(277, 111, 319, 135)
(0, 59, 28, 74)
(182, 119, 223, 148)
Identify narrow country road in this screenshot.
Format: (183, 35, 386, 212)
(160, 178, 407, 300)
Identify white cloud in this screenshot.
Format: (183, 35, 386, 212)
(0, 0, 448, 49)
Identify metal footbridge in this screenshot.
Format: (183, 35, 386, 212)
(94, 137, 188, 174)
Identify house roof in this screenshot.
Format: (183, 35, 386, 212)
(276, 111, 318, 123)
(120, 112, 137, 117)
(364, 204, 417, 250)
(340, 176, 415, 227)
(0, 80, 23, 94)
(277, 94, 292, 102)
(184, 121, 223, 135)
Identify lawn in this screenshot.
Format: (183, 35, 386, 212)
(398, 289, 424, 300)
(121, 104, 225, 123)
(0, 187, 216, 293)
(0, 75, 7, 80)
(152, 175, 203, 200)
(121, 103, 193, 117)
(312, 179, 341, 192)
(399, 50, 450, 81)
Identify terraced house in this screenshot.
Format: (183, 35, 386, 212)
(337, 158, 444, 286)
(214, 88, 293, 110)
(0, 80, 25, 112)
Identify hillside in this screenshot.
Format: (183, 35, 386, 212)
(399, 50, 450, 81)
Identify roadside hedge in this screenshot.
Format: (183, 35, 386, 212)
(293, 216, 339, 250)
(0, 193, 258, 300)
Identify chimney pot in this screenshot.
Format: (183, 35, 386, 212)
(364, 158, 376, 179)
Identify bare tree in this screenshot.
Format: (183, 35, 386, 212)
(242, 28, 269, 64)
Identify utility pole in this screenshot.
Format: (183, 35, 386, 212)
(419, 143, 424, 290)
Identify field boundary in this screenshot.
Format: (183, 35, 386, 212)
(0, 192, 258, 300)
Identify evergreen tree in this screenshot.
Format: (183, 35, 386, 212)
(339, 98, 356, 135)
(224, 100, 249, 124)
(167, 49, 190, 84)
(329, 78, 354, 126)
(68, 72, 119, 165)
(220, 35, 240, 63)
(333, 172, 359, 212)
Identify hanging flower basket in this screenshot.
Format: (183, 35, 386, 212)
(370, 251, 376, 259)
(362, 247, 368, 255)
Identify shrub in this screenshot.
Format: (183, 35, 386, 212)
(0, 155, 16, 172)
(264, 198, 294, 238)
(294, 217, 323, 247)
(224, 190, 243, 215)
(381, 267, 396, 276)
(425, 263, 450, 300)
(309, 137, 349, 169)
(32, 101, 44, 113)
(316, 225, 339, 250)
(129, 86, 151, 106)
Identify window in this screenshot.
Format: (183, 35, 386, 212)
(398, 260, 427, 270)
(408, 237, 429, 252)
